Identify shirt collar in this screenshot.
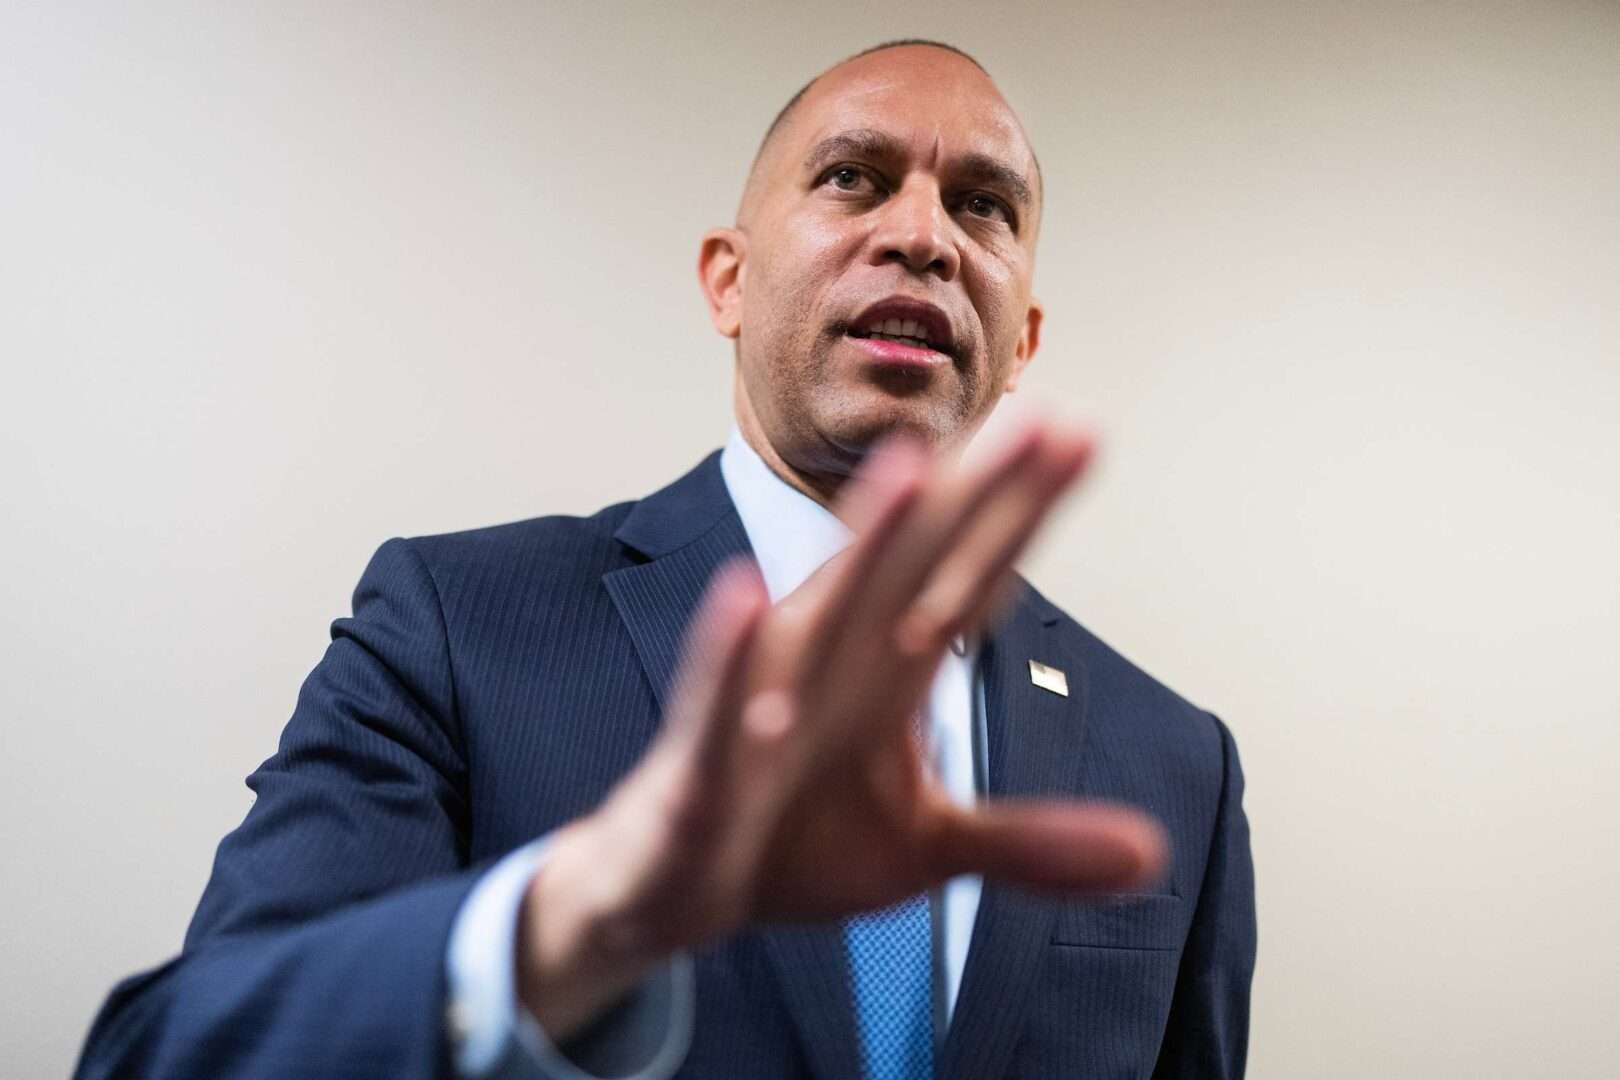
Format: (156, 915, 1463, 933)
(719, 427, 851, 604)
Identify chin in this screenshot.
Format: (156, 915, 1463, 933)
(814, 396, 966, 459)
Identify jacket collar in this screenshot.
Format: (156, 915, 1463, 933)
(613, 448, 1064, 620)
(611, 450, 739, 561)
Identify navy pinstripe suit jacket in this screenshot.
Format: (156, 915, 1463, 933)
(76, 451, 1255, 1080)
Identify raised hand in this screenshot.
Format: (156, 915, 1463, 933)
(518, 419, 1167, 1037)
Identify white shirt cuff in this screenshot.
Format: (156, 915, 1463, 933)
(445, 837, 695, 1080)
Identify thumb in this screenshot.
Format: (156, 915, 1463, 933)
(931, 800, 1169, 894)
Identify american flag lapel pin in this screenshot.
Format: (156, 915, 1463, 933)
(1028, 659, 1069, 697)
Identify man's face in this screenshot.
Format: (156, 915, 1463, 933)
(715, 46, 1044, 484)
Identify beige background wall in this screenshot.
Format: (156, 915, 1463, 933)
(4, 2, 1617, 1076)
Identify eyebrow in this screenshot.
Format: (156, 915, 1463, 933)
(802, 127, 1036, 213)
(954, 152, 1035, 214)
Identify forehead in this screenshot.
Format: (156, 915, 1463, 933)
(778, 48, 1035, 180)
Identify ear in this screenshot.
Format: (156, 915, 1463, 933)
(1002, 296, 1043, 393)
(698, 227, 747, 339)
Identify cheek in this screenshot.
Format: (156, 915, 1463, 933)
(748, 218, 854, 344)
(775, 214, 856, 294)
(961, 254, 1035, 402)
(969, 261, 1024, 354)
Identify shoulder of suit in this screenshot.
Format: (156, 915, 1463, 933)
(391, 497, 641, 588)
(1026, 581, 1233, 757)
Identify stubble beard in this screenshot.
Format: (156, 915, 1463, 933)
(797, 323, 984, 459)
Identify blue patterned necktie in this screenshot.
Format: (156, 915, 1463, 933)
(845, 707, 934, 1079)
(845, 893, 934, 1080)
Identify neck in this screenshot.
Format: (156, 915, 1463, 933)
(731, 380, 976, 518)
(733, 394, 845, 511)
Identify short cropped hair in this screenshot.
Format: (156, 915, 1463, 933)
(752, 39, 989, 165)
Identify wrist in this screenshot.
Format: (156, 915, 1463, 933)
(515, 817, 667, 1040)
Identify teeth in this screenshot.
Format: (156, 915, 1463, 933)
(863, 315, 933, 345)
(855, 310, 946, 348)
(869, 332, 930, 348)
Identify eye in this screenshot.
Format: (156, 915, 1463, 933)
(820, 164, 880, 195)
(961, 192, 1013, 225)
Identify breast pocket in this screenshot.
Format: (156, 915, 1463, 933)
(1049, 893, 1186, 951)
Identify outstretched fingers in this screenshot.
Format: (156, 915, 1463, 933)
(899, 429, 1094, 655)
(836, 425, 1047, 663)
(664, 558, 773, 776)
(929, 799, 1169, 895)
(790, 436, 930, 676)
(810, 422, 1096, 729)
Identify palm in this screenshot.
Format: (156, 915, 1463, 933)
(752, 714, 942, 919)
(523, 422, 1168, 1040)
(615, 422, 1166, 945)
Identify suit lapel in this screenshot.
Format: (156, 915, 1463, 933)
(601, 523, 751, 711)
(759, 926, 865, 1080)
(602, 452, 751, 705)
(601, 453, 861, 1080)
(940, 588, 1090, 1080)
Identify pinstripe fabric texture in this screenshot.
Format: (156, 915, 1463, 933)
(75, 452, 1254, 1080)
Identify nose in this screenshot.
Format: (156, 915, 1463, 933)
(868, 180, 960, 281)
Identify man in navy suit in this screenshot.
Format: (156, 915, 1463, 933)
(77, 39, 1254, 1079)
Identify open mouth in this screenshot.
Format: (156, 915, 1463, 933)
(845, 299, 957, 360)
(849, 318, 937, 353)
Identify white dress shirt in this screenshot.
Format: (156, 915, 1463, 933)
(445, 430, 988, 1079)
